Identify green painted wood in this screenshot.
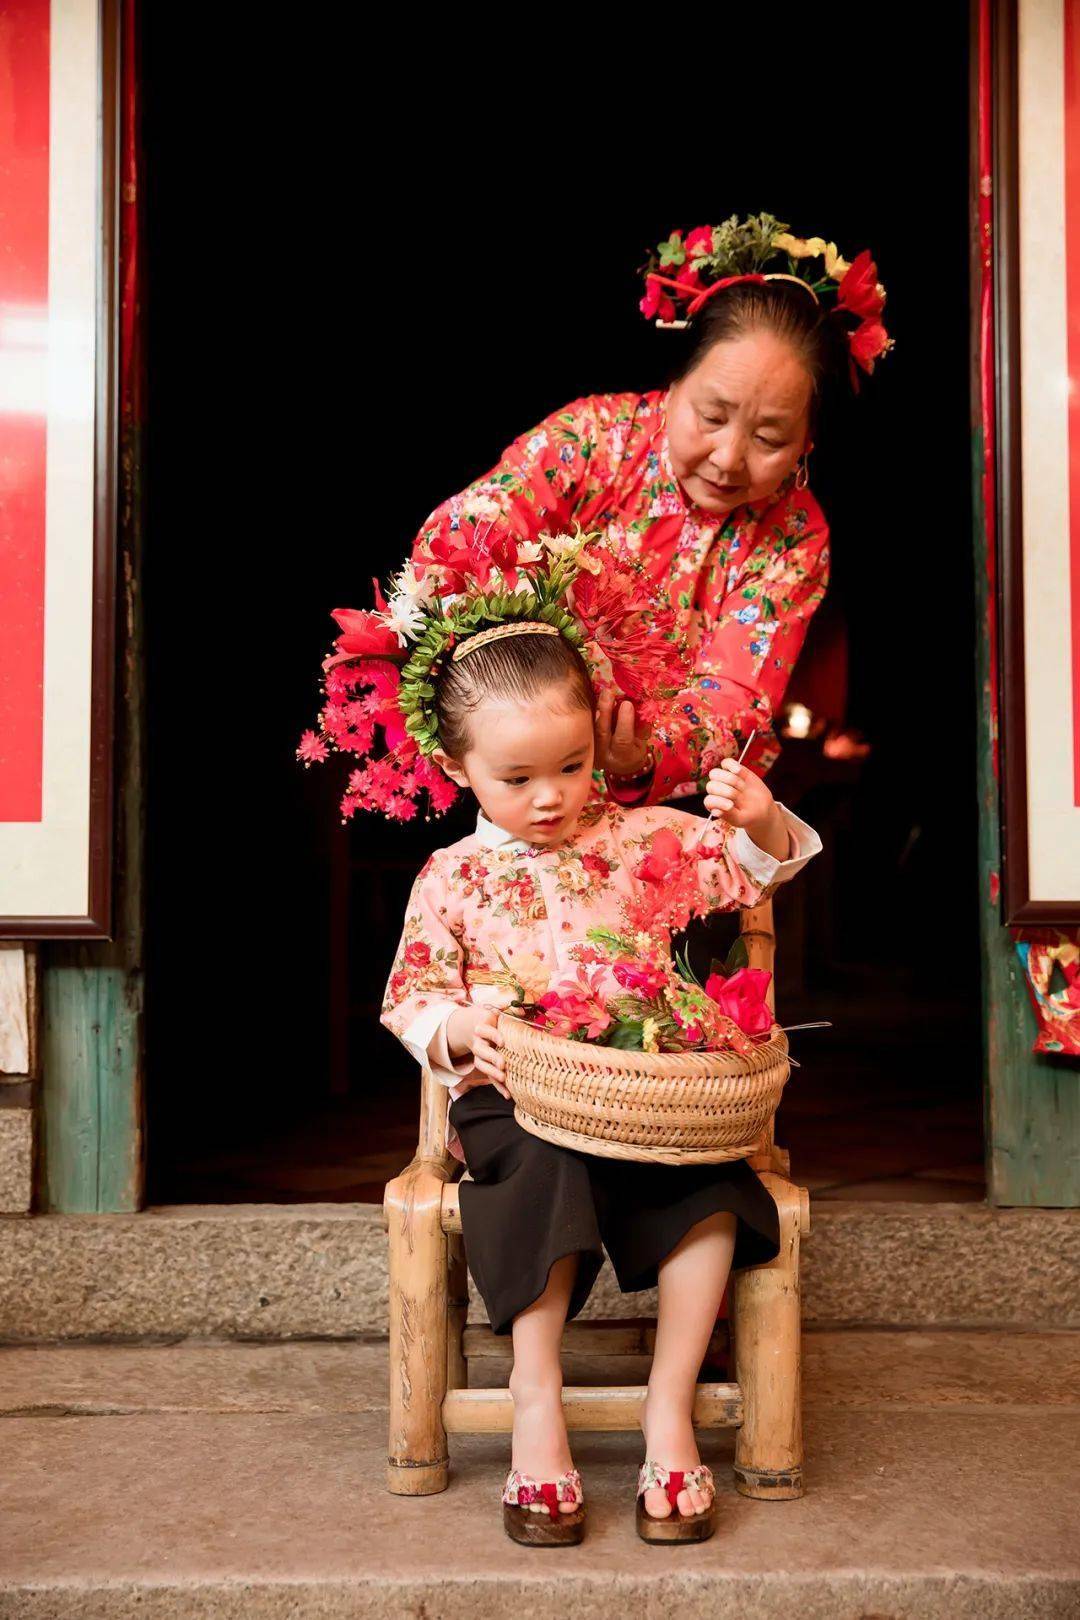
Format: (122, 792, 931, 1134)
(971, 426, 1080, 1206)
(41, 964, 142, 1212)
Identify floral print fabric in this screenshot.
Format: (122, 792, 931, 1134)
(380, 799, 820, 1155)
(409, 390, 830, 797)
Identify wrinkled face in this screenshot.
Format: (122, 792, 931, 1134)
(665, 329, 814, 515)
(436, 683, 596, 846)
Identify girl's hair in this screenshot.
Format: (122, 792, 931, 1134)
(435, 630, 594, 760)
(668, 280, 849, 425)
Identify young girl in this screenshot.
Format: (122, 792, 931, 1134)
(378, 623, 821, 1545)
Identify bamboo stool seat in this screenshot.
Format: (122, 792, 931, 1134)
(384, 899, 810, 1501)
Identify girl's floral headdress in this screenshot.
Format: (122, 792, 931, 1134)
(640, 212, 893, 384)
(297, 526, 692, 822)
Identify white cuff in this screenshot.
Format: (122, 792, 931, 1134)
(398, 1000, 478, 1089)
(730, 802, 822, 889)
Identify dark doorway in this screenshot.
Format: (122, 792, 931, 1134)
(142, 19, 981, 1204)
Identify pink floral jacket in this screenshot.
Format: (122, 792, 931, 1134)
(381, 799, 820, 1156)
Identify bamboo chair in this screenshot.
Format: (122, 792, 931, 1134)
(382, 898, 810, 1500)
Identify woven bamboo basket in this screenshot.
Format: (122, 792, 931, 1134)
(498, 1012, 791, 1165)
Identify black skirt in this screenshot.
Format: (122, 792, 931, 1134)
(449, 1086, 781, 1337)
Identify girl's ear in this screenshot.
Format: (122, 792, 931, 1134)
(432, 748, 470, 789)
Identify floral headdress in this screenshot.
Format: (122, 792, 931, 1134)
(639, 213, 893, 384)
(297, 526, 692, 822)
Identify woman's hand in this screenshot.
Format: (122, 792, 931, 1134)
(594, 689, 653, 779)
(445, 1005, 510, 1098)
(704, 759, 790, 861)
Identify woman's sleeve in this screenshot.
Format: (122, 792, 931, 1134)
(410, 395, 610, 561)
(380, 856, 478, 1089)
(645, 506, 831, 803)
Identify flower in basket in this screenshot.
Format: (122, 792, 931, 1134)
(534, 967, 613, 1041)
(704, 966, 773, 1037)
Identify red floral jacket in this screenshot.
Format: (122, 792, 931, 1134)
(409, 389, 830, 798)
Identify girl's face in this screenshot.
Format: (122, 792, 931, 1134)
(665, 329, 813, 515)
(436, 683, 596, 846)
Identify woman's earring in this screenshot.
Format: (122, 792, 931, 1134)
(794, 454, 810, 491)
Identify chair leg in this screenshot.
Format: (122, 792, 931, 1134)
(385, 1160, 451, 1495)
(732, 1172, 809, 1500)
(446, 1232, 469, 1392)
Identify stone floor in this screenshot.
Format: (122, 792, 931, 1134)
(2, 1329, 1078, 1618)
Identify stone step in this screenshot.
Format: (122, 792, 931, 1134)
(1, 1334, 1077, 1618)
(2, 1200, 1078, 1341)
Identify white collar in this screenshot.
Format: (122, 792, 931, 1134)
(474, 810, 524, 849)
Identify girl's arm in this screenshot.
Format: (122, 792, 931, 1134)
(641, 500, 831, 804)
(409, 395, 613, 566)
(380, 856, 485, 1091)
(621, 795, 821, 921)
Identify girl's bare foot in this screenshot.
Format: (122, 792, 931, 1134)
(640, 1388, 714, 1518)
(508, 1371, 578, 1513)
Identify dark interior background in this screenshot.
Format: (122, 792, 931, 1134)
(141, 18, 980, 1202)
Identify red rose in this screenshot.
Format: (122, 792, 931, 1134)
(704, 966, 773, 1035)
(582, 853, 610, 881)
(837, 250, 885, 320)
(404, 942, 431, 968)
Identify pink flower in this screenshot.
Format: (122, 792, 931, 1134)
(704, 967, 773, 1035)
(536, 968, 613, 1041)
(296, 730, 329, 765)
(612, 959, 668, 996)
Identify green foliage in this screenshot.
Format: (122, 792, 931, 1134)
(673, 944, 702, 987)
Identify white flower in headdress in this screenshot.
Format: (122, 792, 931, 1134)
(773, 233, 827, 260)
(540, 529, 582, 561)
(391, 560, 438, 603)
(516, 541, 544, 566)
(383, 590, 427, 645)
(824, 242, 851, 281)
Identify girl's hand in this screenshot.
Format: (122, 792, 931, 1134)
(445, 1005, 510, 1098)
(704, 760, 789, 861)
(595, 689, 653, 779)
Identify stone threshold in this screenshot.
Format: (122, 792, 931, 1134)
(2, 1336, 1078, 1620)
(1, 1199, 1077, 1341)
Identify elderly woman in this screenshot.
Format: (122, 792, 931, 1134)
(408, 219, 889, 805)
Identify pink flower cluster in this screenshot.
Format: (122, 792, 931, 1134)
(296, 656, 459, 821)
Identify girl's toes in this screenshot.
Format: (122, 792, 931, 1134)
(558, 1499, 578, 1515)
(643, 1486, 673, 1519)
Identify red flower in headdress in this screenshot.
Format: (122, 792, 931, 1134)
(684, 225, 713, 258)
(836, 250, 885, 320)
(323, 605, 403, 669)
(848, 317, 892, 376)
(570, 552, 689, 701)
(639, 274, 677, 324)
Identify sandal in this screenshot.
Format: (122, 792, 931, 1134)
(636, 1460, 716, 1543)
(502, 1467, 586, 1546)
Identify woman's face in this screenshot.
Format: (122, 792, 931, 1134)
(665, 329, 814, 516)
